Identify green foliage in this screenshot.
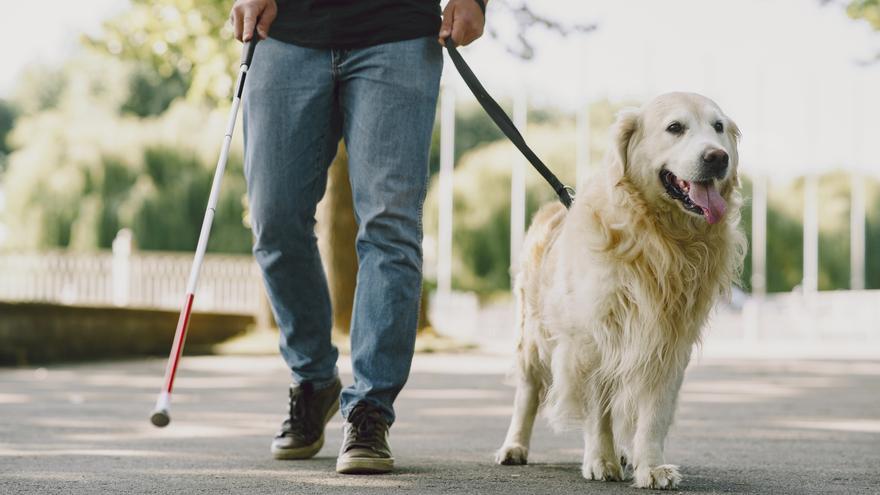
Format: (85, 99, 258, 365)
(129, 147, 250, 253)
(0, 99, 16, 174)
(425, 99, 635, 293)
(121, 64, 189, 117)
(867, 185, 880, 289)
(2, 62, 251, 253)
(10, 66, 68, 116)
(428, 102, 566, 176)
(425, 122, 577, 292)
(426, 103, 880, 295)
(88, 0, 240, 106)
(0, 0, 253, 253)
(846, 0, 880, 30)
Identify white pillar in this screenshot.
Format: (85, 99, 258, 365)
(745, 64, 767, 343)
(576, 102, 591, 188)
(437, 86, 455, 299)
(803, 174, 819, 293)
(744, 176, 767, 344)
(112, 228, 133, 307)
(851, 172, 866, 290)
(751, 175, 767, 297)
(510, 91, 527, 280)
(849, 74, 866, 292)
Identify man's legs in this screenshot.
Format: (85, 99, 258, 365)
(336, 37, 443, 424)
(243, 37, 342, 390)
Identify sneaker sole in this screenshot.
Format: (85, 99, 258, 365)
(270, 399, 340, 460)
(336, 456, 394, 475)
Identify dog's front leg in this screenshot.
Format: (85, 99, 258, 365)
(495, 377, 540, 465)
(631, 369, 685, 490)
(581, 400, 623, 482)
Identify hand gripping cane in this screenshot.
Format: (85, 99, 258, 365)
(150, 33, 259, 427)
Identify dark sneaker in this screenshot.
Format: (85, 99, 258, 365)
(270, 378, 342, 460)
(335, 402, 394, 474)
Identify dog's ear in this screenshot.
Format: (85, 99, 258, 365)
(726, 116, 742, 184)
(608, 107, 640, 181)
(726, 117, 741, 161)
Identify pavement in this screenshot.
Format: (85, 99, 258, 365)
(1, 352, 879, 494)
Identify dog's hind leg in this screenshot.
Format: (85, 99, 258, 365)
(495, 373, 541, 465)
(496, 280, 542, 466)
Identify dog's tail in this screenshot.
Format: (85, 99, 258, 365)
(508, 202, 566, 393)
(516, 202, 567, 276)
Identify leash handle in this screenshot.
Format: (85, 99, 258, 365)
(443, 38, 574, 209)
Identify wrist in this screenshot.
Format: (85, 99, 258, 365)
(472, 0, 486, 15)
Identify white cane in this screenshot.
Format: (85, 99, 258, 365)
(150, 31, 259, 427)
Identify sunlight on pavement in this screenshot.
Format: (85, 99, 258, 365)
(400, 388, 507, 400)
(149, 468, 414, 489)
(777, 419, 880, 434)
(680, 380, 803, 403)
(0, 448, 167, 457)
(0, 393, 30, 404)
(420, 406, 513, 417)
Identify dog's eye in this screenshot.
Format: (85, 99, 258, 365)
(666, 122, 684, 135)
(714, 121, 724, 133)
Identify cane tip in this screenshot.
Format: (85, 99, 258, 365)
(150, 409, 171, 427)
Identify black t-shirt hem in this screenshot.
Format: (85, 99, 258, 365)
(269, 0, 441, 50)
(269, 26, 439, 50)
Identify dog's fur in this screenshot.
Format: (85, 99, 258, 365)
(495, 93, 746, 489)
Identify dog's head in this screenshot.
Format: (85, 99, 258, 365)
(608, 92, 740, 225)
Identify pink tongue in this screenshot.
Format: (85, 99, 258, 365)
(688, 182, 726, 224)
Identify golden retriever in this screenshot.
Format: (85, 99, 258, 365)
(495, 92, 746, 490)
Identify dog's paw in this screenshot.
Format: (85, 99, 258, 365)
(633, 464, 682, 490)
(495, 444, 529, 465)
(581, 457, 624, 482)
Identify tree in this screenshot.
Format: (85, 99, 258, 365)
(0, 99, 16, 175)
(316, 142, 358, 336)
(843, 0, 880, 30)
(825, 0, 880, 61)
(485, 1, 596, 59)
(4, 0, 599, 333)
(2, 59, 251, 253)
(88, 0, 240, 106)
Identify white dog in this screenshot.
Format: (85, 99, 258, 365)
(495, 93, 746, 490)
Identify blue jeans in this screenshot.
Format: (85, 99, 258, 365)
(243, 36, 442, 425)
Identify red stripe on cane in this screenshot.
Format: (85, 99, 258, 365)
(163, 293, 195, 394)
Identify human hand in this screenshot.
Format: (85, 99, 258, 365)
(438, 0, 486, 47)
(230, 0, 278, 42)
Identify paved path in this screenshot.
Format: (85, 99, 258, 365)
(1, 353, 878, 494)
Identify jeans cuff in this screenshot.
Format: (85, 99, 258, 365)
(301, 371, 339, 391)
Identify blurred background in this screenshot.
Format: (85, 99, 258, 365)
(1, 0, 879, 364)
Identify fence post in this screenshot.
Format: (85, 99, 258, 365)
(437, 85, 455, 302)
(112, 229, 133, 307)
(803, 174, 819, 294)
(850, 172, 866, 290)
(746, 174, 768, 343)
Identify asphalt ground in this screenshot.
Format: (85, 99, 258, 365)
(1, 353, 878, 494)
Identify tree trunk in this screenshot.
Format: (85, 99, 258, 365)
(317, 142, 359, 335)
(317, 141, 432, 336)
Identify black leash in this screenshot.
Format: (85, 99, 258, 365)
(443, 39, 575, 209)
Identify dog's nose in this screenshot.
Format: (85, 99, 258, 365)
(701, 149, 729, 178)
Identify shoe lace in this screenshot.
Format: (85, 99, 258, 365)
(281, 386, 311, 438)
(346, 404, 388, 449)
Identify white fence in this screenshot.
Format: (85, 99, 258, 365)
(0, 249, 263, 315)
